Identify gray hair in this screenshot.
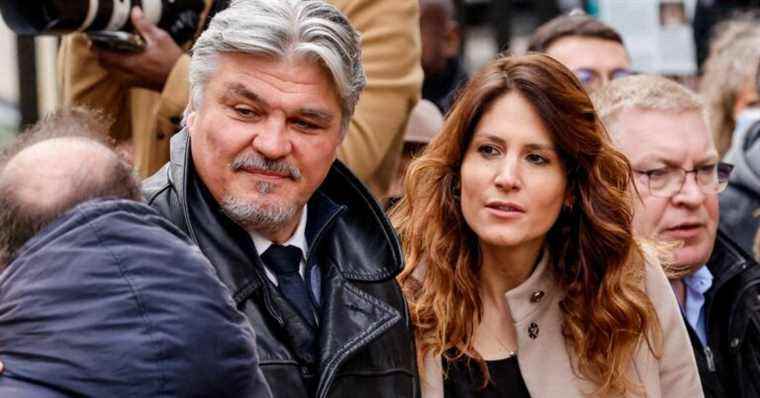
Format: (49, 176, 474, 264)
(187, 0, 366, 130)
(592, 74, 706, 139)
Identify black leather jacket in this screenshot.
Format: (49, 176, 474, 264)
(690, 230, 760, 398)
(143, 131, 419, 397)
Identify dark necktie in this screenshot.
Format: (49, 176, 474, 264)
(261, 244, 315, 325)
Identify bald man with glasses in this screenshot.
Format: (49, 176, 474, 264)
(594, 74, 760, 398)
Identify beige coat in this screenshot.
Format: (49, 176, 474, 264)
(58, 0, 423, 198)
(421, 252, 704, 397)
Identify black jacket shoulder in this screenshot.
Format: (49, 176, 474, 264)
(702, 230, 760, 398)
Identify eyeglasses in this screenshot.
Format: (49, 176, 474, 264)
(573, 68, 636, 90)
(633, 162, 734, 198)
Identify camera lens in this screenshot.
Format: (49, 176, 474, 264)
(0, 0, 205, 46)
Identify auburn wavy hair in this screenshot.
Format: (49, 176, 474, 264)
(391, 54, 662, 396)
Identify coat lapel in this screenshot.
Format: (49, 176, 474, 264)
(314, 265, 401, 398)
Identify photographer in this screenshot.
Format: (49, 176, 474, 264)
(58, 0, 216, 168)
(59, 0, 423, 198)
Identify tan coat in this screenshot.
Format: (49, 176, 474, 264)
(58, 0, 423, 198)
(421, 252, 704, 398)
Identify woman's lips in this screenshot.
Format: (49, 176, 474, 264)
(485, 201, 525, 219)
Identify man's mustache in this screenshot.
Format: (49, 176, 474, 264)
(231, 153, 302, 180)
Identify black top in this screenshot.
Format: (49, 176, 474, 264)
(443, 354, 531, 398)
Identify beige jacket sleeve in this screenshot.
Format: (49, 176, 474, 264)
(136, 54, 192, 176)
(58, 33, 133, 142)
(57, 0, 212, 176)
(331, 0, 423, 197)
(58, 35, 191, 135)
(58, 34, 191, 175)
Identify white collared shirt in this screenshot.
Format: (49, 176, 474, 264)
(249, 205, 309, 286)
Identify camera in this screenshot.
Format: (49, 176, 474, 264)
(0, 0, 206, 49)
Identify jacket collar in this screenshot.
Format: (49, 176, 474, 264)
(504, 249, 557, 324)
(707, 229, 756, 289)
(410, 249, 556, 325)
(167, 130, 404, 287)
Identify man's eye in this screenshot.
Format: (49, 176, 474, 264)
(234, 107, 258, 117)
(293, 119, 320, 130)
(698, 164, 717, 173)
(647, 168, 670, 178)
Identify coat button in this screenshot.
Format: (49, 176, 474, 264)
(528, 322, 539, 339)
(530, 290, 545, 303)
(730, 338, 741, 348)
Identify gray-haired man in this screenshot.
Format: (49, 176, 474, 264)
(594, 75, 760, 398)
(143, 1, 419, 396)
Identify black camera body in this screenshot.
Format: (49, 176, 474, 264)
(0, 0, 206, 47)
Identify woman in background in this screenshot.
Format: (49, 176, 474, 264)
(391, 54, 702, 397)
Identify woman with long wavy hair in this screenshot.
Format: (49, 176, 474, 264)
(390, 54, 702, 397)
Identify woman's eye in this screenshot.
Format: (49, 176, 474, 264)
(526, 153, 548, 165)
(477, 145, 500, 157)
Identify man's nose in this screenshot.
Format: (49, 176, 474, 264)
(252, 116, 291, 159)
(671, 172, 707, 208)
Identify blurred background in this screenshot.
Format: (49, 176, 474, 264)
(0, 0, 757, 143)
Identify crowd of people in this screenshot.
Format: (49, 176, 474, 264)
(0, 0, 759, 397)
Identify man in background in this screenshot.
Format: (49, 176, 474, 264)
(0, 109, 139, 266)
(0, 108, 271, 397)
(595, 75, 760, 398)
(528, 13, 633, 92)
(385, 99, 443, 208)
(419, 0, 467, 113)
